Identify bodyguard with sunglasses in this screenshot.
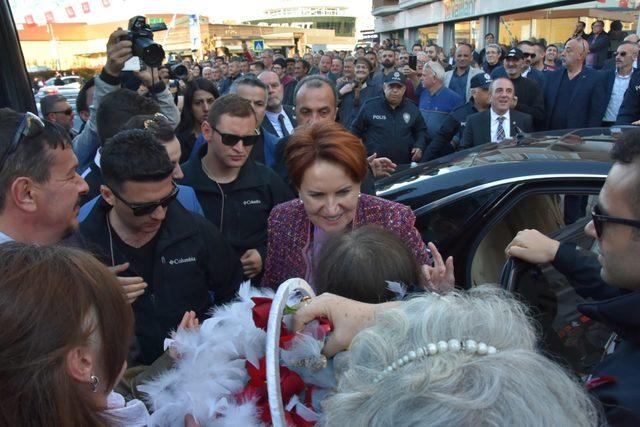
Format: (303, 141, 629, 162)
(40, 94, 76, 138)
(80, 129, 243, 365)
(506, 130, 640, 424)
(181, 95, 293, 282)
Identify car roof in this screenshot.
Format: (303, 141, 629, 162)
(377, 128, 619, 209)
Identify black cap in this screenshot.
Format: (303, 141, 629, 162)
(470, 73, 492, 89)
(384, 70, 406, 86)
(505, 48, 524, 60)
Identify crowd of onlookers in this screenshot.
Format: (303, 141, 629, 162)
(2, 20, 640, 425)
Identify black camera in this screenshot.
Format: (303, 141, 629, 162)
(126, 16, 167, 68)
(170, 63, 189, 80)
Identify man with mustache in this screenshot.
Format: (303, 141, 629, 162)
(602, 41, 638, 127)
(0, 108, 89, 245)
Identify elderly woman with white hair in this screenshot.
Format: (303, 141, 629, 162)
(295, 286, 600, 426)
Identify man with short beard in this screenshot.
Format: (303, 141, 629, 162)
(372, 47, 417, 101)
(492, 48, 545, 129)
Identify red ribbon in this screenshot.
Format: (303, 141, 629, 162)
(586, 375, 617, 390)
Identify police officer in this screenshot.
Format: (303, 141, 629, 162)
(180, 95, 293, 283)
(350, 71, 428, 164)
(424, 73, 492, 160)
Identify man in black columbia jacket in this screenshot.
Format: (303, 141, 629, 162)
(350, 71, 428, 164)
(80, 129, 242, 365)
(181, 95, 293, 282)
(506, 129, 640, 425)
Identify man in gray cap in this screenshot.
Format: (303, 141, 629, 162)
(350, 71, 428, 164)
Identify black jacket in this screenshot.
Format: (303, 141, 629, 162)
(424, 101, 479, 161)
(261, 105, 296, 138)
(80, 156, 103, 206)
(553, 242, 640, 425)
(80, 199, 243, 364)
(616, 69, 640, 125)
(350, 96, 428, 164)
(337, 83, 379, 128)
(180, 151, 294, 265)
(461, 108, 533, 149)
(488, 73, 545, 128)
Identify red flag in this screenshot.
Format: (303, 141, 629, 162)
(44, 11, 55, 24)
(24, 15, 35, 26)
(65, 6, 76, 18)
(102, 0, 111, 7)
(81, 2, 90, 13)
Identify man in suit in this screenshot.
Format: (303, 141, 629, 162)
(602, 41, 638, 126)
(258, 71, 296, 139)
(491, 47, 545, 129)
(461, 77, 533, 149)
(444, 43, 483, 102)
(586, 20, 610, 70)
(544, 38, 607, 130)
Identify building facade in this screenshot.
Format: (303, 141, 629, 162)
(373, 0, 639, 50)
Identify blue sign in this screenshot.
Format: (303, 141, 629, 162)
(253, 39, 265, 52)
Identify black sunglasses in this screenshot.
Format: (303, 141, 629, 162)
(111, 183, 179, 216)
(50, 108, 73, 116)
(523, 53, 537, 59)
(212, 127, 260, 147)
(0, 112, 44, 172)
(591, 204, 640, 238)
(615, 51, 628, 57)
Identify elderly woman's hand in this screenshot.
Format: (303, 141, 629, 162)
(293, 293, 401, 357)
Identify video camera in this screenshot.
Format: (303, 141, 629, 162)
(124, 16, 167, 68)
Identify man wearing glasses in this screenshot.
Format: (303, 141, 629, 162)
(0, 109, 88, 245)
(79, 129, 243, 365)
(40, 94, 75, 137)
(180, 94, 293, 283)
(505, 129, 640, 424)
(602, 41, 639, 127)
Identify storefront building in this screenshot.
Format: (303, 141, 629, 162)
(373, 0, 640, 51)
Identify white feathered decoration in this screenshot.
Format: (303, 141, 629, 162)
(139, 282, 331, 426)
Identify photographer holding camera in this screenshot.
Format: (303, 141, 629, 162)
(73, 21, 180, 172)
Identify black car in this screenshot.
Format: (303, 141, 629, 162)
(377, 128, 627, 376)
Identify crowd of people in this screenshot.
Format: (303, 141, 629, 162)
(1, 20, 640, 425)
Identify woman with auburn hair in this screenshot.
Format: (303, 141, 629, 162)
(0, 242, 148, 426)
(337, 57, 378, 127)
(262, 121, 434, 290)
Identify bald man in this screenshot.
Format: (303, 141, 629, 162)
(543, 38, 607, 130)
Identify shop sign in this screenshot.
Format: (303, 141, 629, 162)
(444, 0, 476, 20)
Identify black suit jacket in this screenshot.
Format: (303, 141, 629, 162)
(260, 105, 296, 138)
(461, 109, 533, 149)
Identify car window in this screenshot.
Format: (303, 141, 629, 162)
(504, 219, 611, 378)
(414, 186, 506, 248)
(471, 192, 598, 286)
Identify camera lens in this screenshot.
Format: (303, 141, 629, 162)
(171, 64, 189, 80)
(133, 37, 165, 68)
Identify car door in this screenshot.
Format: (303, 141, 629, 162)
(500, 218, 612, 378)
(0, 0, 36, 112)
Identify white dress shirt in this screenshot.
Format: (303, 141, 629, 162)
(490, 108, 511, 142)
(0, 230, 13, 244)
(265, 109, 294, 138)
(603, 71, 632, 122)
